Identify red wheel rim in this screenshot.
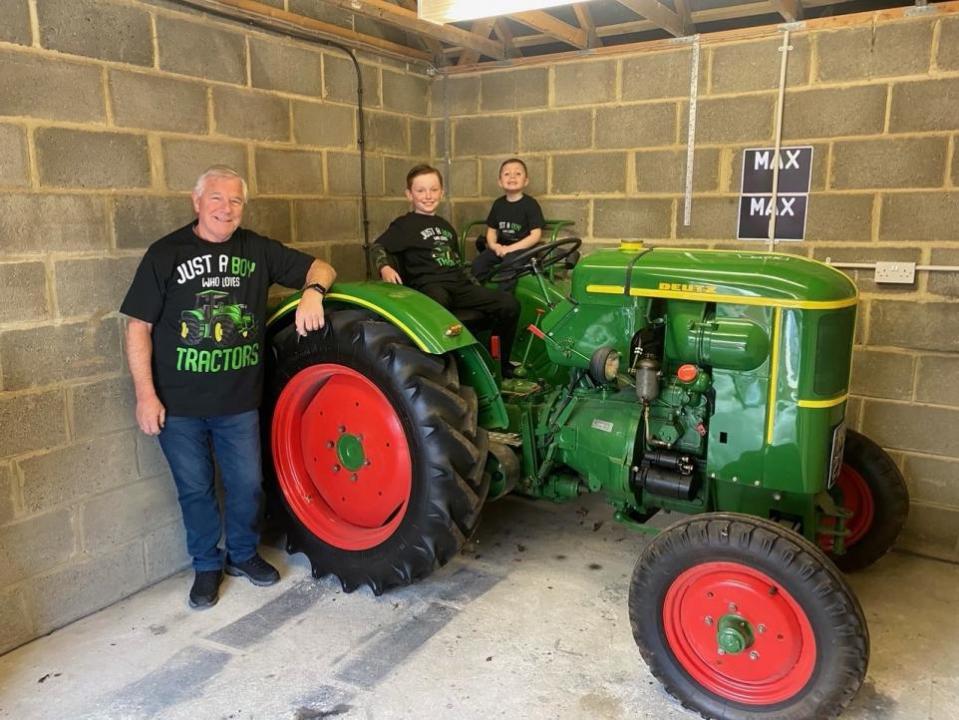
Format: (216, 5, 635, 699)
(663, 561, 816, 705)
(819, 463, 875, 551)
(272, 364, 412, 550)
(835, 464, 874, 546)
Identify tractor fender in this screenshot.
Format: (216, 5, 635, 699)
(267, 281, 509, 429)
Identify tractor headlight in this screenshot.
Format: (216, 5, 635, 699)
(589, 347, 620, 384)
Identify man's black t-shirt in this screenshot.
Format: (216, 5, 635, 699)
(373, 212, 469, 289)
(486, 194, 545, 246)
(120, 223, 314, 417)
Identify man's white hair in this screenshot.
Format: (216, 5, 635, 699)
(193, 165, 248, 202)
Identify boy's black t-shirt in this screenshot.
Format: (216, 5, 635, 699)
(486, 194, 545, 246)
(120, 223, 314, 417)
(374, 212, 469, 289)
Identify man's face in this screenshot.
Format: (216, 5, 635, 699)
(192, 176, 245, 242)
(405, 172, 443, 215)
(498, 162, 528, 193)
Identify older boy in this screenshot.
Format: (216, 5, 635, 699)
(371, 164, 520, 377)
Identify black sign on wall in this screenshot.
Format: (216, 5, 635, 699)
(737, 146, 813, 241)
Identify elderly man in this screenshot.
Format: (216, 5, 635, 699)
(121, 166, 336, 609)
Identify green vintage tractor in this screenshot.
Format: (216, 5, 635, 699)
(262, 235, 908, 720)
(179, 289, 256, 346)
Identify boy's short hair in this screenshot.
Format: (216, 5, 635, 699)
(407, 164, 444, 189)
(499, 158, 528, 175)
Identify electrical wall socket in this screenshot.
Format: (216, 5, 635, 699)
(874, 261, 916, 284)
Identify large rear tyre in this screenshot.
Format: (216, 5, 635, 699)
(822, 429, 909, 572)
(265, 310, 489, 594)
(630, 513, 868, 720)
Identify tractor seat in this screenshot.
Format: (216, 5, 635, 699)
(451, 307, 488, 329)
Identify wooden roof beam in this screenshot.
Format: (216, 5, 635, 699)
(673, 0, 696, 34)
(443, 0, 852, 56)
(615, 0, 686, 37)
(316, 0, 505, 58)
(213, 0, 431, 61)
(458, 18, 497, 65)
(493, 18, 522, 58)
(572, 3, 601, 48)
(394, 0, 448, 63)
(770, 0, 805, 22)
(512, 10, 589, 49)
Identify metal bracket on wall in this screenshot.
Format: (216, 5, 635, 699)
(825, 259, 959, 285)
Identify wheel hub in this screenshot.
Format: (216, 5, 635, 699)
(336, 433, 366, 471)
(716, 614, 754, 655)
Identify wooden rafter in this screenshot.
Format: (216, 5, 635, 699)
(586, 0, 811, 41)
(512, 10, 589, 49)
(213, 0, 430, 61)
(439, 0, 930, 70)
(673, 0, 695, 35)
(770, 0, 805, 22)
(316, 0, 505, 58)
(493, 18, 522, 58)
(615, 0, 686, 37)
(458, 18, 496, 65)
(393, 0, 447, 63)
(572, 3, 601, 48)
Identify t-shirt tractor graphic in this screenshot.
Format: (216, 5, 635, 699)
(179, 290, 255, 346)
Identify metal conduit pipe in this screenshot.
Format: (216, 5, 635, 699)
(167, 0, 431, 279)
(826, 261, 959, 273)
(766, 28, 792, 253)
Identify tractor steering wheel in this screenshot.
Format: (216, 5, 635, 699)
(488, 237, 583, 284)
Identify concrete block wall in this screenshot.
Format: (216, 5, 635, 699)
(0, 0, 429, 652)
(433, 7, 959, 562)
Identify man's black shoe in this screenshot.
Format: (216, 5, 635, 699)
(225, 554, 280, 587)
(189, 570, 223, 609)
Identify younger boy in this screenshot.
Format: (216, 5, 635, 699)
(471, 158, 545, 283)
(371, 164, 520, 377)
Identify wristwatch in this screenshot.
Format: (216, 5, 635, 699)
(305, 282, 328, 297)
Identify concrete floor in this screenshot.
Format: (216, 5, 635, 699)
(1, 494, 957, 720)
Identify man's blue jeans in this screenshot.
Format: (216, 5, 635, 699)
(158, 410, 263, 571)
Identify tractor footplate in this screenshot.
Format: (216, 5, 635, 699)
(500, 378, 541, 397)
(488, 431, 522, 447)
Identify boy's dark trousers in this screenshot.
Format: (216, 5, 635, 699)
(470, 249, 525, 291)
(416, 281, 520, 374)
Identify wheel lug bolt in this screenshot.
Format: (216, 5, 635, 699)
(704, 616, 713, 626)
(364, 459, 371, 466)
(338, 425, 346, 433)
(758, 624, 766, 634)
(728, 602, 737, 612)
(350, 473, 358, 482)
(332, 464, 341, 473)
(326, 441, 334, 449)
(717, 649, 726, 656)
(749, 651, 759, 661)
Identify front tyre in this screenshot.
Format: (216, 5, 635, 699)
(823, 429, 909, 572)
(630, 513, 868, 720)
(265, 311, 489, 595)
